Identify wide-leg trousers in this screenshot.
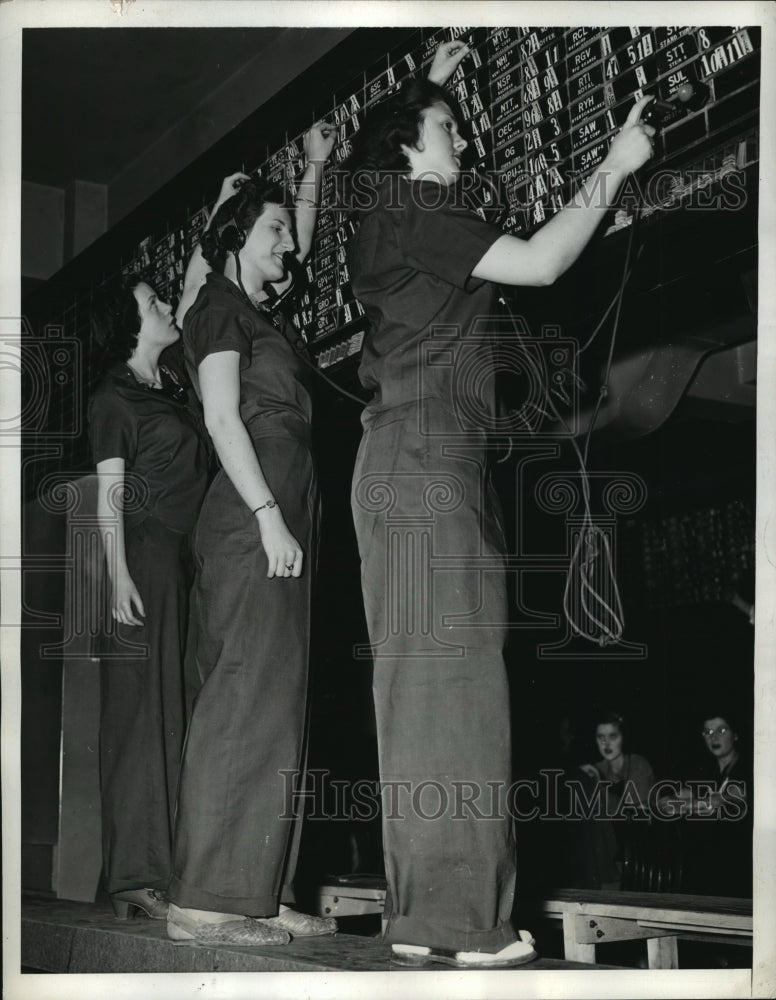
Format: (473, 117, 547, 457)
(100, 515, 193, 894)
(168, 431, 316, 915)
(351, 400, 518, 953)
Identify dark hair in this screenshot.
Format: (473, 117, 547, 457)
(699, 709, 742, 738)
(90, 272, 150, 370)
(343, 78, 462, 184)
(594, 711, 626, 734)
(200, 178, 287, 273)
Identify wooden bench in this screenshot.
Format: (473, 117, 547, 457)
(542, 889, 753, 969)
(315, 875, 387, 918)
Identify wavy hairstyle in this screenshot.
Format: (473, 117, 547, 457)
(90, 271, 151, 371)
(341, 78, 462, 209)
(200, 178, 287, 273)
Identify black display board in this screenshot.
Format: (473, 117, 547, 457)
(21, 24, 761, 496)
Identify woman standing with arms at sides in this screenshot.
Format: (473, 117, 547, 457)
(165, 126, 340, 946)
(344, 42, 656, 968)
(90, 277, 209, 919)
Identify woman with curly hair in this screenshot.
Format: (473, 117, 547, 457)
(344, 40, 656, 967)
(89, 275, 209, 920)
(164, 125, 341, 946)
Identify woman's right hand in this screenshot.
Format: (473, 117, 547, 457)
(603, 95, 656, 176)
(303, 122, 336, 164)
(256, 505, 304, 578)
(111, 569, 145, 627)
(428, 39, 471, 85)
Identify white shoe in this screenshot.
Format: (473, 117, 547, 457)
(391, 929, 537, 968)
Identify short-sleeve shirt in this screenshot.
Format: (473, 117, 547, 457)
(88, 359, 209, 532)
(348, 175, 504, 416)
(183, 271, 312, 441)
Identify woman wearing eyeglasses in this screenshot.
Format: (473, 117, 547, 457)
(681, 711, 752, 897)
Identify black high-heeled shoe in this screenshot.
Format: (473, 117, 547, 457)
(110, 888, 169, 920)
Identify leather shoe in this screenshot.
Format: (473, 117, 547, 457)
(167, 903, 290, 946)
(110, 888, 168, 920)
(265, 906, 337, 937)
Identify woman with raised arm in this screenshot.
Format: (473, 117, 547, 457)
(344, 40, 655, 968)
(90, 277, 209, 920)
(165, 125, 339, 946)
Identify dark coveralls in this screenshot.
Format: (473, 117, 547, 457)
(348, 176, 519, 953)
(89, 363, 209, 894)
(168, 272, 316, 915)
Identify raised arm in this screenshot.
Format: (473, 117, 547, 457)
(96, 457, 146, 626)
(175, 172, 249, 327)
(427, 39, 471, 85)
(197, 350, 303, 578)
(471, 96, 655, 286)
(293, 122, 336, 261)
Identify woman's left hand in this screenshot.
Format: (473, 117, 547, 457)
(214, 172, 250, 210)
(428, 39, 471, 85)
(304, 121, 336, 164)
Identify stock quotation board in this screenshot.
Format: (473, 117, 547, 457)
(23, 24, 761, 498)
(114, 25, 763, 371)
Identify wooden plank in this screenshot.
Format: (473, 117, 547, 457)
(542, 898, 752, 932)
(573, 914, 676, 946)
(545, 889, 752, 916)
(647, 935, 679, 970)
(637, 917, 752, 936)
(562, 912, 595, 965)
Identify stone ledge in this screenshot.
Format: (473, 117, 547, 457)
(21, 898, 624, 973)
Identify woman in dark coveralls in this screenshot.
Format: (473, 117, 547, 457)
(165, 127, 339, 945)
(345, 42, 656, 967)
(90, 278, 209, 919)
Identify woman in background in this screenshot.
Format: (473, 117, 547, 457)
(580, 710, 656, 889)
(678, 708, 752, 897)
(90, 276, 209, 919)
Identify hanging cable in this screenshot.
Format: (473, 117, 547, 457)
(496, 192, 645, 646)
(236, 254, 366, 407)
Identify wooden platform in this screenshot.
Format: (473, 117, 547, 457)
(542, 889, 753, 969)
(20, 898, 626, 973)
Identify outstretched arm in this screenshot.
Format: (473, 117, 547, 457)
(175, 172, 249, 327)
(471, 96, 656, 286)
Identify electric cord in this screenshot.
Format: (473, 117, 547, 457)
(496, 187, 645, 646)
(235, 255, 366, 407)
